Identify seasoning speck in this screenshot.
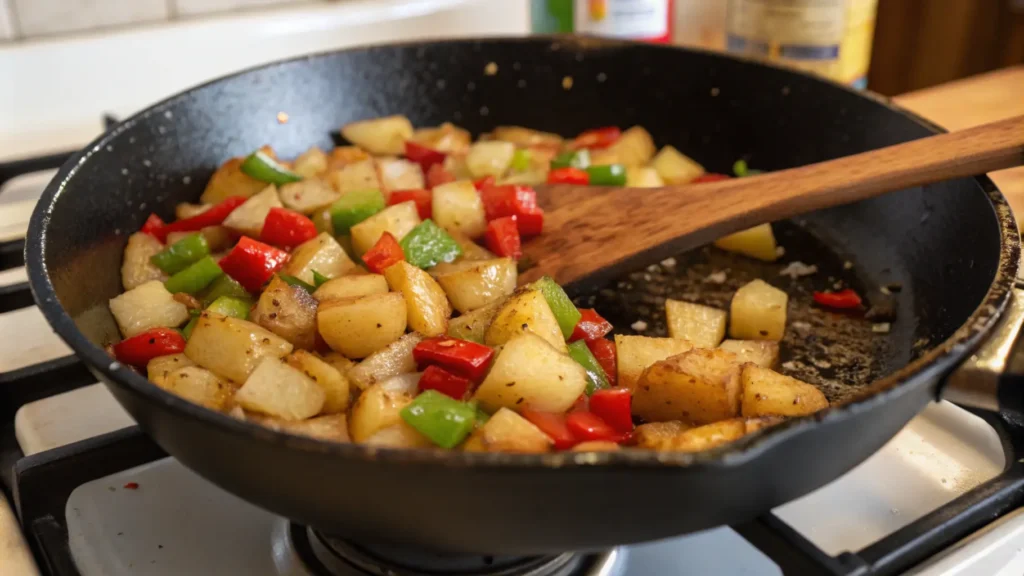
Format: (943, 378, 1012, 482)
(779, 261, 818, 279)
(631, 320, 648, 331)
(597, 72, 607, 82)
(183, 176, 192, 184)
(872, 323, 892, 334)
(164, 110, 173, 119)
(880, 286, 891, 295)
(517, 79, 527, 89)
(121, 168, 129, 175)
(480, 106, 489, 116)
(484, 62, 498, 75)
(781, 361, 799, 371)
(277, 112, 289, 124)
(123, 482, 139, 490)
(562, 76, 574, 90)
(705, 271, 727, 284)
(710, 87, 720, 96)
(660, 257, 677, 268)
(843, 261, 854, 270)
(776, 246, 786, 257)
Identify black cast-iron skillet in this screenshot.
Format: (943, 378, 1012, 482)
(26, 37, 1021, 554)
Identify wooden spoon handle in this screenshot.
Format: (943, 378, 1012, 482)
(522, 114, 1024, 288)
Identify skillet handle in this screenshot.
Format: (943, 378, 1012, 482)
(943, 286, 1024, 413)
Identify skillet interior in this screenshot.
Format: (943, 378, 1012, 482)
(27, 37, 1015, 553)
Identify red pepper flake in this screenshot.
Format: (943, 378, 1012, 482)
(123, 482, 139, 490)
(813, 288, 862, 310)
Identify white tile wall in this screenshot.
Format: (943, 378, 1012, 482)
(172, 0, 313, 18)
(0, 0, 16, 40)
(11, 0, 169, 38)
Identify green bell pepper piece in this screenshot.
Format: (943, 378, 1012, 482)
(280, 274, 315, 293)
(399, 219, 462, 269)
(206, 296, 251, 320)
(164, 256, 223, 294)
(330, 189, 385, 234)
(530, 276, 581, 339)
(240, 150, 302, 184)
(312, 270, 330, 288)
(510, 148, 531, 171)
(200, 275, 250, 306)
(400, 390, 477, 449)
(567, 340, 610, 395)
(732, 159, 763, 178)
(182, 317, 199, 339)
(550, 149, 590, 170)
(150, 233, 210, 274)
(585, 164, 627, 186)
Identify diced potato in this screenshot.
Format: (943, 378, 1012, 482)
(286, 350, 350, 413)
(200, 155, 269, 204)
(474, 333, 587, 413)
(364, 422, 433, 448)
(317, 350, 356, 375)
(167, 226, 233, 254)
(648, 419, 747, 452)
(279, 179, 341, 215)
(350, 201, 421, 255)
(442, 153, 473, 180)
(463, 408, 552, 453)
(484, 289, 566, 352)
(435, 258, 517, 313)
(347, 333, 423, 391)
(665, 299, 727, 348)
(222, 185, 282, 237)
(572, 441, 621, 452)
(341, 115, 413, 155)
(147, 353, 195, 388)
(326, 159, 382, 195)
(447, 298, 504, 343)
(741, 365, 828, 418)
(175, 202, 211, 220)
(626, 167, 664, 188)
(313, 274, 389, 302)
(184, 313, 293, 383)
(714, 224, 779, 262)
(745, 416, 785, 433)
(250, 276, 318, 350)
(234, 357, 325, 420)
(121, 232, 167, 290)
(384, 261, 451, 337)
(465, 141, 515, 178)
(651, 145, 705, 184)
(109, 280, 190, 338)
(614, 335, 694, 392)
(317, 292, 407, 358)
(718, 340, 779, 368)
(730, 279, 788, 341)
(633, 421, 692, 450)
(157, 366, 236, 411)
(633, 348, 741, 424)
(496, 170, 547, 186)
(257, 413, 350, 442)
(431, 180, 487, 239)
(376, 158, 424, 192)
(441, 229, 495, 262)
(410, 122, 472, 154)
(489, 126, 563, 148)
(348, 372, 419, 441)
(293, 146, 328, 178)
(327, 146, 371, 171)
(281, 232, 357, 284)
(603, 126, 656, 167)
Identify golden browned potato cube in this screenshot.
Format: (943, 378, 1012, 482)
(665, 299, 727, 348)
(605, 126, 656, 167)
(435, 258, 517, 313)
(410, 122, 472, 154)
(363, 422, 433, 448)
(327, 146, 371, 171)
(121, 232, 167, 290)
(340, 115, 413, 155)
(633, 421, 692, 450)
(432, 180, 488, 239)
(279, 179, 341, 215)
(384, 261, 451, 337)
(462, 408, 552, 453)
(348, 373, 419, 442)
(730, 279, 788, 341)
(200, 155, 268, 204)
(185, 313, 293, 383)
(175, 202, 211, 220)
(485, 289, 566, 352)
(157, 366, 236, 411)
(740, 365, 828, 418)
(466, 141, 515, 178)
(109, 280, 190, 338)
(625, 167, 664, 188)
(376, 157, 424, 192)
(257, 413, 350, 442)
(651, 145, 705, 184)
(286, 350, 351, 414)
(489, 126, 563, 148)
(147, 353, 195, 387)
(714, 224, 779, 262)
(474, 333, 587, 414)
(282, 232, 357, 285)
(234, 357, 325, 420)
(292, 146, 329, 178)
(633, 348, 741, 424)
(313, 274, 389, 302)
(661, 419, 747, 452)
(222, 185, 282, 237)
(614, 335, 694, 392)
(326, 159, 381, 195)
(718, 340, 780, 368)
(745, 416, 785, 433)
(316, 350, 356, 374)
(350, 201, 421, 255)
(447, 299, 504, 344)
(347, 333, 422, 391)
(250, 276, 318, 350)
(317, 292, 407, 359)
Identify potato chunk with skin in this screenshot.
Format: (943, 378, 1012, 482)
(645, 419, 747, 452)
(432, 180, 488, 239)
(341, 115, 413, 155)
(350, 201, 421, 255)
(282, 232, 356, 285)
(222, 185, 282, 237)
(250, 276, 318, 350)
(347, 332, 423, 391)
(718, 339, 779, 368)
(651, 145, 704, 184)
(665, 300, 727, 348)
(474, 332, 588, 414)
(730, 279, 788, 341)
(109, 280, 190, 338)
(633, 421, 693, 450)
(448, 298, 504, 343)
(313, 274, 389, 302)
(200, 155, 268, 204)
(234, 357, 325, 420)
(741, 365, 828, 417)
(614, 335, 694, 392)
(633, 348, 741, 425)
(463, 408, 552, 453)
(384, 261, 451, 337)
(279, 179, 341, 215)
(714, 224, 779, 262)
(376, 157, 425, 192)
(485, 289, 566, 352)
(435, 258, 517, 313)
(147, 354, 195, 388)
(326, 159, 382, 195)
(317, 292, 407, 359)
(121, 232, 167, 290)
(184, 313, 293, 383)
(256, 413, 350, 442)
(348, 373, 419, 441)
(158, 366, 236, 411)
(286, 350, 350, 413)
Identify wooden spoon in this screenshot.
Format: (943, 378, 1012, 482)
(520, 114, 1024, 288)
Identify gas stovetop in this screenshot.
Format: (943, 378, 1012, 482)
(3, 150, 1024, 576)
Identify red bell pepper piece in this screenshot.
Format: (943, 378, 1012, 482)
(362, 232, 405, 274)
(388, 189, 432, 220)
(570, 126, 621, 150)
(113, 328, 186, 367)
(417, 365, 474, 400)
(484, 217, 522, 260)
(570, 308, 613, 342)
(566, 411, 624, 443)
(426, 164, 456, 188)
(140, 213, 166, 237)
(514, 209, 544, 237)
(589, 388, 633, 434)
(521, 410, 577, 450)
(405, 141, 446, 172)
(479, 185, 538, 220)
(547, 167, 589, 185)
(473, 176, 496, 190)
(813, 288, 862, 310)
(413, 336, 495, 382)
(586, 338, 617, 386)
(261, 207, 317, 249)
(570, 394, 589, 413)
(149, 196, 246, 242)
(692, 173, 732, 183)
(217, 236, 290, 292)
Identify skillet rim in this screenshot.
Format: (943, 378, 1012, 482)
(26, 36, 1021, 470)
